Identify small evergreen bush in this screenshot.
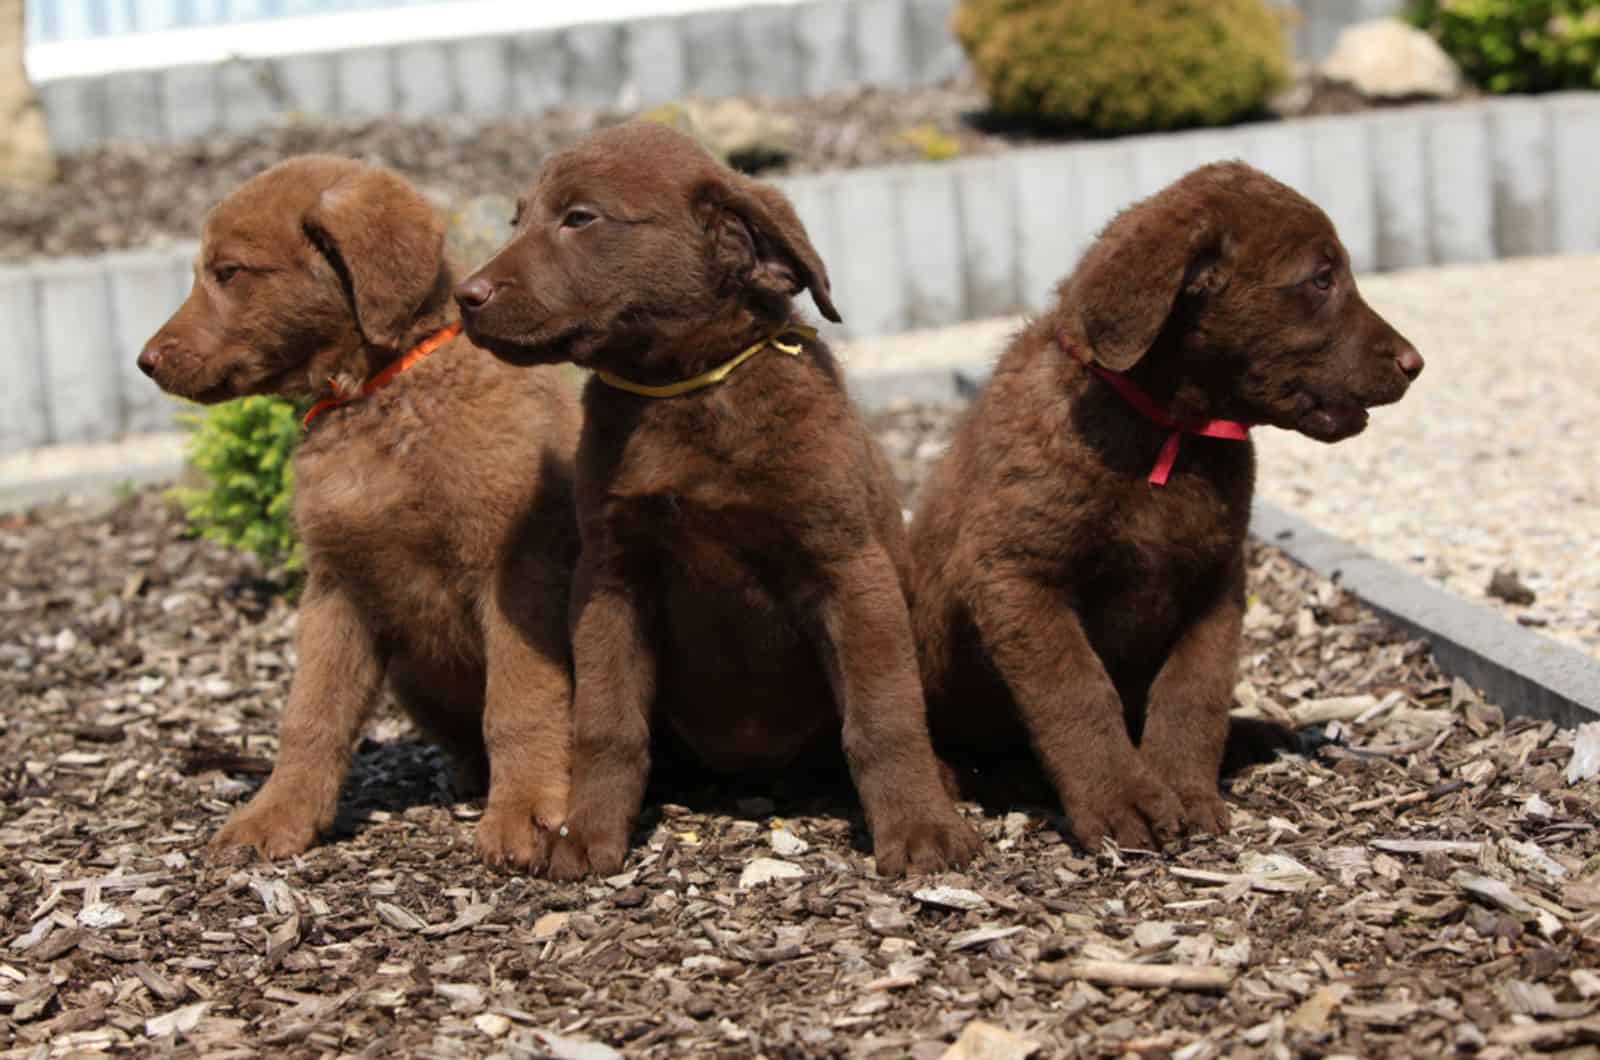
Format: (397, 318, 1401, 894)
(952, 0, 1291, 134)
(172, 396, 304, 574)
(1409, 0, 1600, 94)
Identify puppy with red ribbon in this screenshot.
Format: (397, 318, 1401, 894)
(909, 161, 1423, 850)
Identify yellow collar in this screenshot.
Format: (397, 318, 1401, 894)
(594, 326, 817, 399)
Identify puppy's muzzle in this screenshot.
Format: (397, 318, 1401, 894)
(454, 277, 498, 311)
(1395, 345, 1424, 381)
(137, 339, 171, 377)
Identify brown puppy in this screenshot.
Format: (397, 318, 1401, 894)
(910, 162, 1422, 850)
(138, 156, 580, 869)
(454, 122, 980, 879)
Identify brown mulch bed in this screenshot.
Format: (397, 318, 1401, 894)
(2, 75, 1422, 264)
(3, 409, 1598, 1058)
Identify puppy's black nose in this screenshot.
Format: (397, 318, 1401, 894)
(454, 276, 496, 311)
(136, 342, 165, 377)
(1395, 345, 1424, 381)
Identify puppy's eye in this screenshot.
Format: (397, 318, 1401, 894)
(561, 208, 598, 230)
(1311, 268, 1334, 291)
(214, 264, 241, 286)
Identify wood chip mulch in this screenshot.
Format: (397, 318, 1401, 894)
(2, 412, 1598, 1058)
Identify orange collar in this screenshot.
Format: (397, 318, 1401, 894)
(302, 322, 462, 429)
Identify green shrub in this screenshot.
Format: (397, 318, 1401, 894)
(952, 0, 1291, 134)
(1409, 0, 1600, 94)
(171, 396, 304, 574)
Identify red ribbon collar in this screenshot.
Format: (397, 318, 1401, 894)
(302, 322, 462, 429)
(1085, 362, 1252, 486)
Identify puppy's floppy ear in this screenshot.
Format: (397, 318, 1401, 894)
(1060, 197, 1222, 371)
(694, 173, 842, 323)
(303, 166, 449, 351)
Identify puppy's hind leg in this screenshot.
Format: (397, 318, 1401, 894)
(211, 575, 386, 860)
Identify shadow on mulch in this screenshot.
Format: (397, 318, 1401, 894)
(189, 712, 1335, 859)
(185, 726, 885, 853)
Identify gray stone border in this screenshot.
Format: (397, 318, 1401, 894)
(0, 454, 185, 516)
(1252, 503, 1600, 728)
(782, 92, 1600, 343)
(10, 91, 1600, 455)
(0, 432, 187, 515)
(35, 0, 1400, 50)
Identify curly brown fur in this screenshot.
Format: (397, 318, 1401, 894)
(138, 156, 580, 871)
(456, 122, 980, 879)
(910, 162, 1422, 851)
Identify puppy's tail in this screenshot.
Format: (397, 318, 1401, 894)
(1220, 717, 1330, 777)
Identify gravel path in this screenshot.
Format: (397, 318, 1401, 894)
(5, 457, 1600, 1057)
(842, 253, 1600, 662)
(1255, 255, 1600, 661)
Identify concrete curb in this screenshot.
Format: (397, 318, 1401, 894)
(1252, 503, 1600, 728)
(11, 92, 1600, 455)
(0, 432, 187, 515)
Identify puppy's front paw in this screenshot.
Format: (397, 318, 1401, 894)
(210, 793, 323, 861)
(474, 807, 553, 872)
(545, 820, 628, 881)
(874, 807, 982, 875)
(1174, 786, 1230, 836)
(1063, 763, 1185, 852)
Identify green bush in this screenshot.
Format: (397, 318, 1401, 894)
(952, 0, 1290, 134)
(171, 396, 304, 574)
(1409, 0, 1600, 94)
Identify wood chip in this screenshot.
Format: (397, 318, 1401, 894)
(145, 1001, 209, 1038)
(1343, 1000, 1421, 1026)
(947, 926, 1024, 951)
(532, 912, 570, 939)
(738, 858, 805, 889)
(435, 982, 486, 1010)
(1566, 722, 1600, 783)
(1453, 872, 1564, 938)
(914, 886, 988, 912)
(1047, 959, 1234, 993)
(1487, 1018, 1600, 1048)
(1291, 695, 1378, 725)
(1288, 984, 1351, 1032)
(422, 902, 493, 937)
(938, 1019, 1041, 1060)
(131, 962, 189, 1004)
(1369, 838, 1483, 856)
(372, 901, 426, 933)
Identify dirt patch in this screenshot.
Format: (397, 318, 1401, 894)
(1, 76, 1448, 263)
(2, 410, 1595, 1058)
